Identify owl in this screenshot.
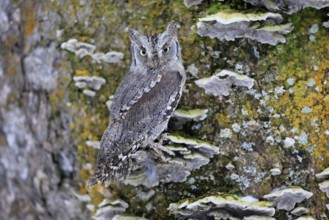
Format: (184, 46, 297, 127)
(89, 22, 186, 187)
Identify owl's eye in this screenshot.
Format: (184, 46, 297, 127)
(140, 49, 147, 56)
(163, 46, 170, 53)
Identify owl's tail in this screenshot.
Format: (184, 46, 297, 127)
(88, 128, 146, 187)
(88, 157, 130, 187)
(89, 141, 133, 187)
(88, 169, 106, 187)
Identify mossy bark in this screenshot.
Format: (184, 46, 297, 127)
(0, 0, 328, 219)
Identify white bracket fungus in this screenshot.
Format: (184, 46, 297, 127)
(73, 76, 106, 91)
(242, 0, 329, 15)
(123, 134, 220, 188)
(315, 167, 329, 179)
(318, 180, 329, 198)
(195, 70, 255, 96)
(61, 38, 124, 63)
(263, 187, 313, 211)
(184, 0, 203, 8)
(168, 194, 275, 219)
(93, 199, 129, 220)
(197, 11, 293, 45)
(173, 108, 208, 121)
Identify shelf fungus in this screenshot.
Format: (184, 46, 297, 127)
(197, 11, 293, 45)
(318, 181, 329, 198)
(112, 215, 148, 220)
(73, 76, 106, 91)
(183, 0, 203, 8)
(168, 193, 275, 219)
(291, 207, 309, 217)
(316, 167, 329, 199)
(195, 70, 255, 96)
(61, 39, 96, 58)
(123, 134, 220, 188)
(295, 217, 316, 220)
(91, 52, 124, 64)
(242, 0, 329, 15)
(324, 14, 329, 28)
(315, 167, 329, 179)
(93, 199, 129, 220)
(173, 108, 208, 121)
(263, 187, 313, 211)
(61, 38, 123, 63)
(86, 140, 100, 149)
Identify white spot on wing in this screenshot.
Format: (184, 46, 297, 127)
(156, 75, 162, 82)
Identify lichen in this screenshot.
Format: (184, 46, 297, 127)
(195, 69, 255, 96)
(168, 193, 275, 219)
(197, 10, 293, 45)
(123, 134, 220, 188)
(263, 187, 313, 211)
(49, 0, 329, 219)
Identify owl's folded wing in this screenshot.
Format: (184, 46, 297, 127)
(89, 68, 184, 186)
(117, 68, 184, 144)
(109, 69, 163, 122)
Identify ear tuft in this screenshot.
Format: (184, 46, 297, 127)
(161, 22, 177, 43)
(128, 28, 143, 45)
(166, 21, 177, 37)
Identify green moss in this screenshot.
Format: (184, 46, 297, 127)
(50, 0, 329, 218)
(203, 2, 226, 16)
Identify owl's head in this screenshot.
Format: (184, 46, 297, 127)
(128, 22, 182, 69)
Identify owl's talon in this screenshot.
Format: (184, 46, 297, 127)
(158, 133, 169, 145)
(89, 22, 185, 185)
(149, 142, 174, 162)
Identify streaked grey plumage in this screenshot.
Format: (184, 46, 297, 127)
(89, 22, 186, 187)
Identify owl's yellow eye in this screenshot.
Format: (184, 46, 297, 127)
(163, 46, 170, 53)
(140, 49, 147, 56)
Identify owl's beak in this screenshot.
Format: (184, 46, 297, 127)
(148, 53, 160, 67)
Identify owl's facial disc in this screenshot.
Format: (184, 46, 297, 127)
(131, 36, 177, 68)
(129, 23, 180, 69)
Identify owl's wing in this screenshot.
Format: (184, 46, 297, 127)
(117, 67, 184, 144)
(89, 68, 185, 186)
(110, 70, 163, 122)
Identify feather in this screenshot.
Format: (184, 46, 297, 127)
(89, 23, 186, 187)
(89, 67, 185, 187)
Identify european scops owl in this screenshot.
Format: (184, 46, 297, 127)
(89, 22, 186, 187)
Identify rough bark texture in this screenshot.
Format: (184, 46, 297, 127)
(0, 0, 328, 219)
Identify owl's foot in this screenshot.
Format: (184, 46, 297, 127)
(149, 142, 175, 162)
(157, 133, 169, 145)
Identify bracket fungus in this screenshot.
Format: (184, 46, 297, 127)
(291, 207, 309, 217)
(173, 108, 208, 121)
(86, 140, 100, 149)
(73, 76, 106, 91)
(263, 187, 313, 211)
(316, 167, 329, 199)
(243, 216, 276, 220)
(183, 0, 203, 8)
(61, 38, 123, 63)
(318, 181, 329, 198)
(242, 0, 329, 14)
(324, 14, 329, 28)
(93, 199, 129, 220)
(112, 215, 148, 220)
(168, 194, 275, 219)
(195, 70, 255, 97)
(295, 217, 316, 220)
(61, 39, 96, 58)
(315, 167, 329, 179)
(123, 134, 220, 188)
(91, 52, 124, 64)
(197, 11, 293, 45)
